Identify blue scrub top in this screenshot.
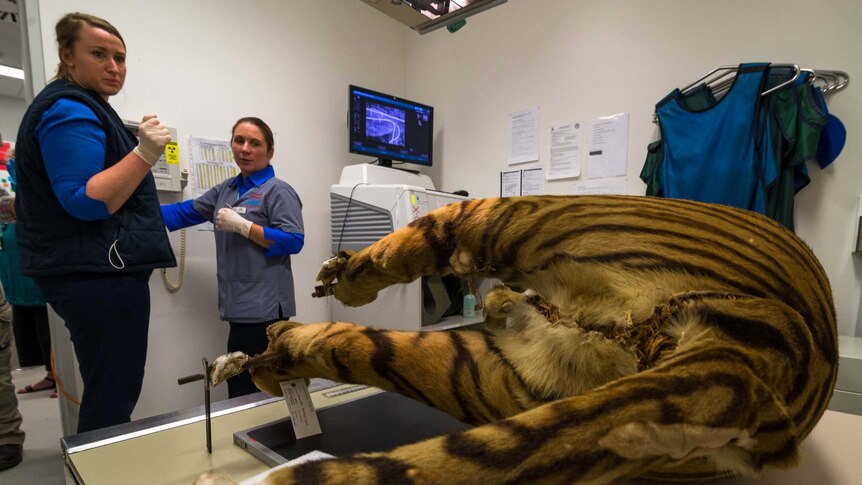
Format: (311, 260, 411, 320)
(170, 166, 304, 322)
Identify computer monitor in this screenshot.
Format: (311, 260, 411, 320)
(349, 85, 433, 168)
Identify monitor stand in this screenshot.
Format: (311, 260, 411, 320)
(377, 158, 419, 175)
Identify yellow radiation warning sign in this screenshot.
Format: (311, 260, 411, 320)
(165, 142, 180, 164)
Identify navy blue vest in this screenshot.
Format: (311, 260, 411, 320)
(14, 79, 176, 276)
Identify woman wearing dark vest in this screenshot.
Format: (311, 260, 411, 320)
(14, 12, 175, 433)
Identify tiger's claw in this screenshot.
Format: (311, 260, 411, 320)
(316, 253, 351, 285)
(208, 351, 249, 387)
(314, 252, 354, 298)
(312, 283, 335, 298)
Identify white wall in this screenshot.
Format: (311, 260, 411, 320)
(29, 0, 862, 421)
(0, 94, 26, 144)
(406, 0, 862, 337)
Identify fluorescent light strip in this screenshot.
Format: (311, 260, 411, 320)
(0, 65, 24, 80)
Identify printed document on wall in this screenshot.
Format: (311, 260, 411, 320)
(586, 113, 628, 179)
(189, 136, 237, 198)
(573, 178, 628, 195)
(547, 121, 582, 180)
(508, 107, 540, 165)
(521, 168, 545, 195)
(500, 169, 521, 197)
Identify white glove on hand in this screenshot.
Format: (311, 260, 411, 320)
(133, 115, 171, 167)
(215, 208, 253, 238)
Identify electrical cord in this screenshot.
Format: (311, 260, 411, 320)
(335, 183, 366, 254)
(162, 228, 186, 292)
(50, 350, 80, 405)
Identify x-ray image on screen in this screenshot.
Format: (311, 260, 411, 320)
(349, 85, 433, 167)
(366, 103, 405, 147)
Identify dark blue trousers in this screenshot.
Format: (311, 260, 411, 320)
(226, 320, 277, 398)
(36, 271, 151, 434)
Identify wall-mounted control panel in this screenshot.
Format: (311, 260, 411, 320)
(123, 120, 183, 192)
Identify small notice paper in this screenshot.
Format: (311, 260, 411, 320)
(501, 169, 521, 197)
(508, 107, 540, 165)
(280, 379, 322, 439)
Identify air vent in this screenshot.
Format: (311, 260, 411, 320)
(330, 193, 394, 253)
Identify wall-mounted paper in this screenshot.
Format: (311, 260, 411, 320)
(522, 167, 545, 195)
(586, 113, 628, 179)
(501, 169, 521, 197)
(573, 177, 628, 195)
(547, 121, 582, 180)
(508, 107, 540, 165)
(190, 135, 236, 198)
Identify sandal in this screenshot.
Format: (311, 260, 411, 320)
(17, 377, 56, 394)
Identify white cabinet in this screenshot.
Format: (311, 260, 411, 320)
(328, 164, 489, 331)
(829, 335, 862, 415)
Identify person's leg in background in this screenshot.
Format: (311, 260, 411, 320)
(35, 272, 150, 433)
(30, 306, 54, 398)
(10, 304, 41, 368)
(0, 286, 24, 470)
(226, 321, 274, 398)
(13, 305, 55, 396)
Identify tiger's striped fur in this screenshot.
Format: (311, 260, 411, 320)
(209, 195, 837, 484)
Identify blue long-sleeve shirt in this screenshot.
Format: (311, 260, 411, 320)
(161, 176, 304, 257)
(34, 98, 111, 220)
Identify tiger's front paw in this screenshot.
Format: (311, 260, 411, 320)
(316, 251, 353, 284)
(449, 247, 476, 274)
(193, 471, 235, 485)
(313, 251, 354, 298)
(484, 287, 527, 328)
(485, 286, 528, 315)
(208, 351, 249, 387)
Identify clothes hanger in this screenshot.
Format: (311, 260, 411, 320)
(652, 66, 847, 123)
(710, 77, 734, 98)
(679, 64, 800, 97)
(653, 64, 802, 123)
(680, 66, 737, 95)
(762, 64, 801, 95)
(819, 69, 850, 94)
(801, 69, 850, 96)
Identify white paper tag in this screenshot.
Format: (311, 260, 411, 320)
(280, 379, 322, 439)
(233, 206, 247, 214)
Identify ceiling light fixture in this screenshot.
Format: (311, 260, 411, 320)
(0, 64, 24, 80)
(365, 0, 507, 35)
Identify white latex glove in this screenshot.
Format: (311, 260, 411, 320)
(133, 115, 171, 166)
(215, 208, 253, 238)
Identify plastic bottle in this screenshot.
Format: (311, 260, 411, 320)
(462, 293, 476, 318)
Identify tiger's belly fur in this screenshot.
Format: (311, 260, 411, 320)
(208, 195, 837, 484)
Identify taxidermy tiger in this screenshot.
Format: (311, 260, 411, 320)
(208, 195, 837, 484)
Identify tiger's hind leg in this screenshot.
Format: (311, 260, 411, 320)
(214, 320, 545, 423)
(235, 297, 820, 484)
(249, 338, 801, 484)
